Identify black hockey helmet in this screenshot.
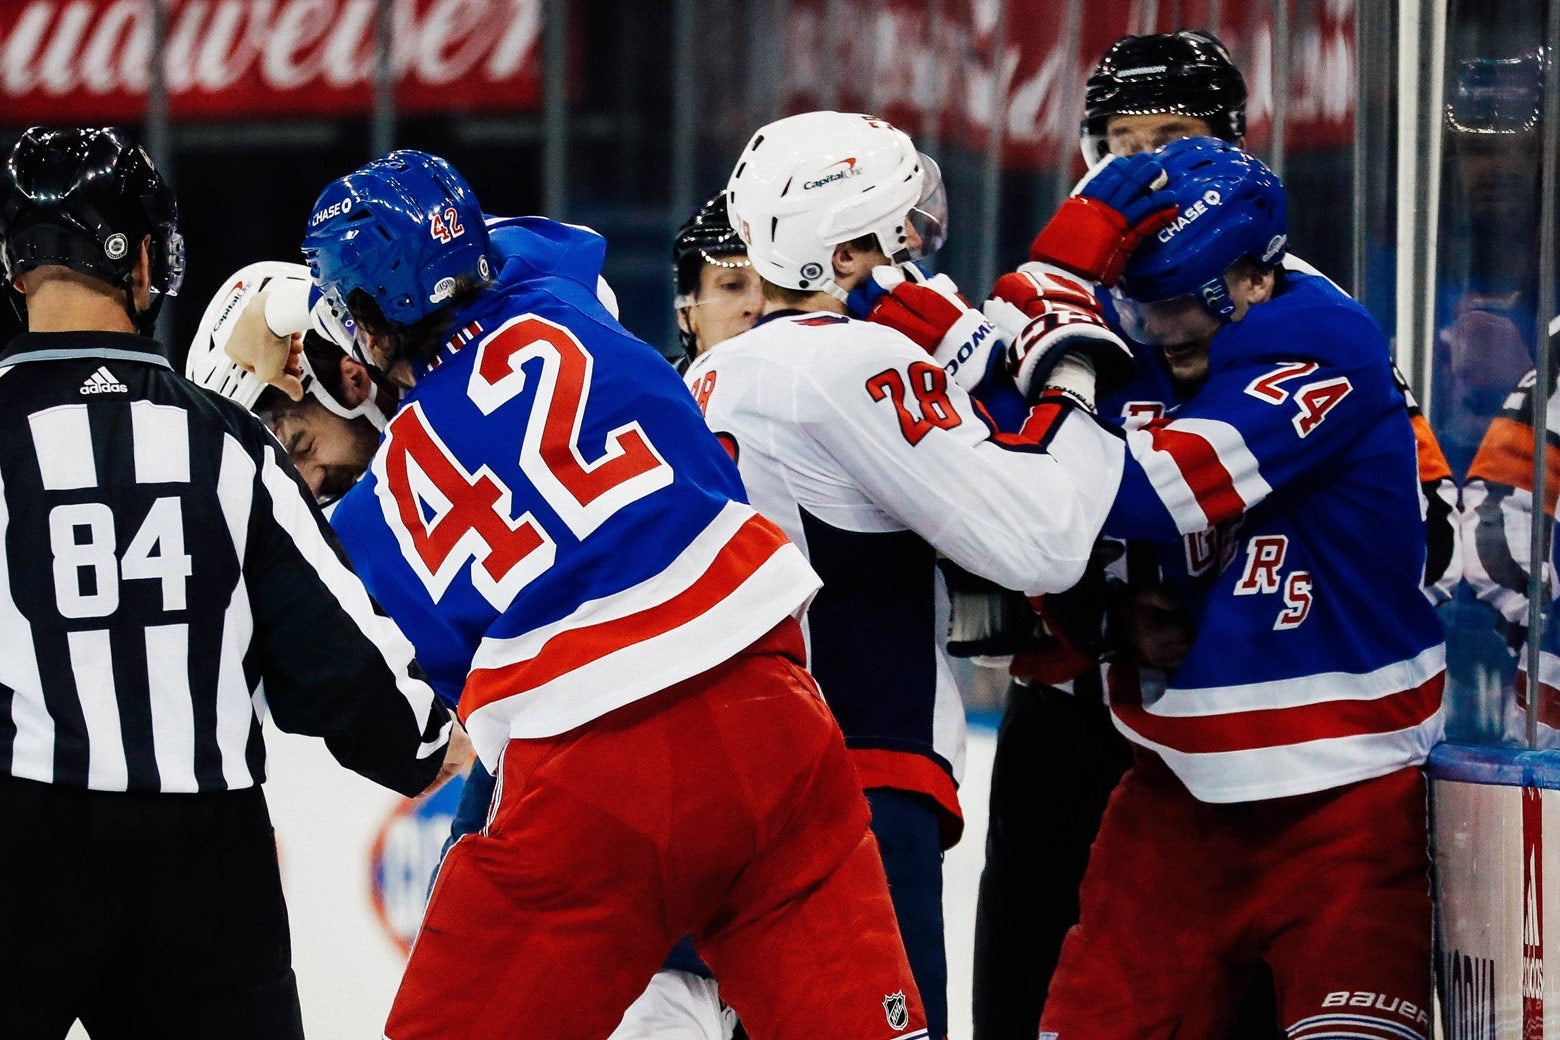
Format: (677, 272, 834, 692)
(0, 126, 185, 334)
(672, 190, 750, 361)
(1080, 29, 1248, 164)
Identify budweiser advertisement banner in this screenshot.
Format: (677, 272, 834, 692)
(780, 0, 1355, 174)
(1431, 748, 1560, 1039)
(0, 0, 544, 123)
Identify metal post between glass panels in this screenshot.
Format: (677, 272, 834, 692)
(1395, 0, 1445, 408)
(1270, 0, 1289, 181)
(146, 0, 169, 170)
(976, 0, 1010, 299)
(371, 0, 395, 158)
(1051, 0, 1085, 216)
(543, 0, 569, 222)
(670, 0, 699, 221)
(1524, 14, 1560, 750)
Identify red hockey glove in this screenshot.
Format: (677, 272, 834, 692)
(984, 262, 1134, 403)
(1028, 153, 1178, 286)
(853, 265, 1001, 392)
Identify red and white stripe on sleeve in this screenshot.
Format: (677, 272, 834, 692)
(1125, 417, 1272, 534)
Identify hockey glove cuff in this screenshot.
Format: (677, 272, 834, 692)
(856, 265, 1002, 393)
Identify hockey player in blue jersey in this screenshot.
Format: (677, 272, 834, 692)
(1033, 137, 1445, 1040)
(299, 150, 928, 1040)
(185, 258, 746, 1039)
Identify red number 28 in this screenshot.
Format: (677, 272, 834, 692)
(866, 361, 962, 446)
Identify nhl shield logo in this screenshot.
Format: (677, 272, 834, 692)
(882, 991, 908, 1030)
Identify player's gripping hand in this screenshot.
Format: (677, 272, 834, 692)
(849, 264, 1001, 392)
(1028, 153, 1177, 286)
(418, 712, 474, 798)
(984, 261, 1134, 404)
(227, 289, 307, 401)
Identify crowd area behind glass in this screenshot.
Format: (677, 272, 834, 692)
(0, 0, 1553, 750)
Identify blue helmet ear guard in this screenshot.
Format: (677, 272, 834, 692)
(1117, 137, 1287, 320)
(301, 150, 492, 332)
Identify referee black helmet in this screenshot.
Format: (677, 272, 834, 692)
(672, 191, 748, 361)
(1080, 30, 1247, 164)
(0, 126, 185, 333)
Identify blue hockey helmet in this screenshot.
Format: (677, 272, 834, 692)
(1113, 137, 1286, 342)
(301, 150, 492, 358)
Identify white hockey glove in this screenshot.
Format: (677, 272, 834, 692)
(985, 261, 1135, 407)
(849, 265, 1002, 392)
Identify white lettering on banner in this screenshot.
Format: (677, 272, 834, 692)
(0, 0, 544, 107)
(778, 1, 1356, 170)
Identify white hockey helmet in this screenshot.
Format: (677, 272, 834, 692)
(185, 260, 386, 429)
(725, 111, 947, 301)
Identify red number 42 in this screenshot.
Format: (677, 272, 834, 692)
(375, 314, 671, 610)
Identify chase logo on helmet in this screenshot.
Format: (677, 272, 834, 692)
(803, 157, 861, 191)
(311, 198, 350, 227)
(1157, 190, 1224, 244)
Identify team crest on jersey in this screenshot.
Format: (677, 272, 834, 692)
(883, 991, 908, 1030)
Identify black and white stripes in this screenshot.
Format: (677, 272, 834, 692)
(0, 331, 448, 798)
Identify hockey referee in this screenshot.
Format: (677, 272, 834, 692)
(0, 127, 470, 1039)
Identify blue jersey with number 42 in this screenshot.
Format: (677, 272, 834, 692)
(330, 217, 818, 767)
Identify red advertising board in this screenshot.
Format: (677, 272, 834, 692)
(0, 0, 545, 124)
(779, 0, 1356, 173)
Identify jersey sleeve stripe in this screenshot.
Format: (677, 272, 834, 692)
(1111, 671, 1443, 756)
(214, 435, 262, 789)
(256, 448, 441, 737)
(1141, 414, 1272, 530)
(1135, 417, 1270, 530)
(460, 504, 820, 762)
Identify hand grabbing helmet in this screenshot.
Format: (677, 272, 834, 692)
(0, 126, 185, 333)
(301, 149, 492, 359)
(1080, 30, 1247, 163)
(1113, 137, 1286, 341)
(185, 260, 387, 428)
(725, 111, 946, 301)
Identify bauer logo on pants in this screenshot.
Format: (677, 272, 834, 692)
(883, 991, 908, 1030)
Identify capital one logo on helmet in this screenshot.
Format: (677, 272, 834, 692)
(803, 157, 861, 191)
(1157, 188, 1224, 244)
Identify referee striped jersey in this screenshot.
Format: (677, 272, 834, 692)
(0, 331, 450, 796)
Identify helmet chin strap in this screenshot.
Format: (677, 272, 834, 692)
(820, 278, 851, 304)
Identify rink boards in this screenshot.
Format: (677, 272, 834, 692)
(1431, 744, 1560, 1040)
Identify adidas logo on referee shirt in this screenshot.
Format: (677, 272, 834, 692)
(79, 366, 128, 395)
